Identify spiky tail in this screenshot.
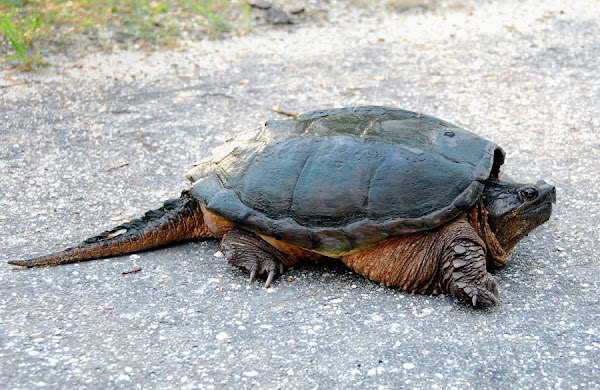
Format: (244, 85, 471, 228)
(8, 191, 210, 268)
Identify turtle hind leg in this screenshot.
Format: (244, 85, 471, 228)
(220, 227, 296, 287)
(8, 191, 211, 268)
(441, 238, 500, 308)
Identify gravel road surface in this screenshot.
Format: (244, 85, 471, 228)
(1, 0, 599, 388)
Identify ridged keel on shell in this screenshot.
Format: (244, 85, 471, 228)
(187, 106, 505, 256)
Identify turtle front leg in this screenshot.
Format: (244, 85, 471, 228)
(441, 238, 500, 308)
(221, 227, 296, 287)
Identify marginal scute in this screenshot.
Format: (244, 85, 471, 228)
(311, 228, 352, 256)
(189, 106, 504, 255)
(272, 218, 314, 250)
(344, 220, 389, 250)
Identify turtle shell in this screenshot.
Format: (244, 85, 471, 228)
(187, 106, 505, 255)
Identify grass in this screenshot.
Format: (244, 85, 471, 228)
(0, 10, 47, 70)
(0, 0, 251, 70)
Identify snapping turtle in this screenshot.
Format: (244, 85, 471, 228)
(9, 106, 556, 307)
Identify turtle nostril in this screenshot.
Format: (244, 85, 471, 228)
(549, 185, 557, 203)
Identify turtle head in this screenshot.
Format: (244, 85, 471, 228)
(481, 179, 556, 259)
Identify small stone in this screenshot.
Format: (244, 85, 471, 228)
(216, 332, 229, 341)
(107, 229, 127, 238)
(454, 245, 466, 254)
(403, 362, 415, 369)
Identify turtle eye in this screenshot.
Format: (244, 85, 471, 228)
(520, 187, 538, 201)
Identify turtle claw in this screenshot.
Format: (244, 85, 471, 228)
(249, 268, 278, 287)
(265, 269, 276, 288)
(490, 293, 500, 305)
(247, 265, 280, 287)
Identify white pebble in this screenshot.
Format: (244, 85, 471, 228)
(367, 367, 385, 376)
(216, 332, 229, 341)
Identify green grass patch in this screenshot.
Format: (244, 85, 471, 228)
(0, 10, 47, 69)
(0, 0, 251, 70)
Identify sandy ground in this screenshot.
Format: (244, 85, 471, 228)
(1, 0, 599, 388)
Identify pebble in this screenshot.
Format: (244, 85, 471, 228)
(216, 332, 229, 341)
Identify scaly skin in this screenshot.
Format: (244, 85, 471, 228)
(340, 215, 499, 307)
(440, 238, 499, 307)
(8, 191, 210, 267)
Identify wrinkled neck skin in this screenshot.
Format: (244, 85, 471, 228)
(467, 201, 511, 268)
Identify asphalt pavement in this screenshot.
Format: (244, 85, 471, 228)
(1, 0, 599, 388)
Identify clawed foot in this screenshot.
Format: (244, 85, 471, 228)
(443, 239, 501, 308)
(220, 227, 288, 288)
(450, 272, 500, 308)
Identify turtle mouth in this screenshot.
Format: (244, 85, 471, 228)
(520, 202, 553, 218)
(497, 200, 553, 255)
